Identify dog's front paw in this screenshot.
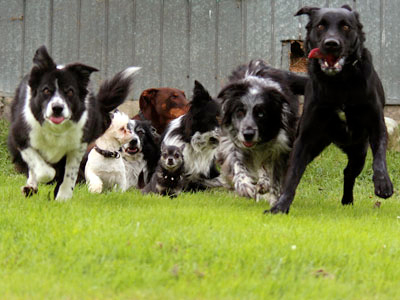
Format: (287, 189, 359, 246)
(36, 165, 56, 183)
(235, 178, 257, 199)
(263, 195, 291, 214)
(257, 192, 279, 206)
(256, 181, 270, 195)
(55, 183, 74, 201)
(21, 185, 38, 197)
(373, 173, 393, 199)
(88, 182, 103, 194)
(264, 203, 290, 214)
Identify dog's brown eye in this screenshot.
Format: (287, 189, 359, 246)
(317, 24, 325, 31)
(342, 25, 350, 31)
(163, 153, 168, 159)
(174, 153, 180, 159)
(66, 89, 74, 97)
(236, 109, 246, 119)
(43, 88, 51, 95)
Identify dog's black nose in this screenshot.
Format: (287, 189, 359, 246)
(52, 104, 64, 116)
(168, 158, 174, 165)
(129, 138, 138, 147)
(209, 137, 219, 145)
(243, 129, 255, 141)
(324, 38, 341, 50)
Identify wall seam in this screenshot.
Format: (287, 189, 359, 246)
(159, 0, 164, 86)
(21, 0, 26, 78)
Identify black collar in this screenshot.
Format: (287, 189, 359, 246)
(161, 165, 183, 181)
(94, 146, 122, 159)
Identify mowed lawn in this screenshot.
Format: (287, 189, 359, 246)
(1, 119, 400, 300)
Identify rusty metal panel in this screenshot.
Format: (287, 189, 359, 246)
(189, 0, 218, 95)
(23, 0, 52, 76)
(381, 1, 400, 104)
(355, 1, 382, 73)
(133, 0, 163, 99)
(161, 0, 190, 93)
(245, 0, 273, 64)
(273, 0, 303, 69)
(52, 0, 79, 64)
(78, 0, 107, 87)
(107, 0, 135, 78)
(0, 0, 399, 105)
(0, 0, 23, 95)
(216, 0, 243, 89)
(328, 0, 355, 8)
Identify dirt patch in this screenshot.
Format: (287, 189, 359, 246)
(0, 96, 12, 121)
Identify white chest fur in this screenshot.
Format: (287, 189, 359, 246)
(124, 153, 146, 188)
(24, 86, 87, 164)
(28, 119, 87, 163)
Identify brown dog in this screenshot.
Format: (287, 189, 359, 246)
(133, 87, 189, 134)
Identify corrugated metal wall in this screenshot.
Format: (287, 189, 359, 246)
(0, 0, 399, 104)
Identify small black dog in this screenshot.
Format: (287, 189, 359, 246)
(142, 144, 185, 198)
(267, 5, 393, 214)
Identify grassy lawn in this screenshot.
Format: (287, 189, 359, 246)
(1, 118, 400, 300)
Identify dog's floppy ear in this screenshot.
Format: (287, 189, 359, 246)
(139, 88, 159, 122)
(294, 6, 320, 17)
(351, 9, 366, 59)
(160, 142, 166, 152)
(29, 46, 57, 90)
(139, 88, 159, 110)
(181, 90, 187, 99)
(341, 4, 352, 11)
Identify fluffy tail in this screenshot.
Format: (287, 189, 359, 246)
(97, 66, 141, 113)
(284, 71, 308, 95)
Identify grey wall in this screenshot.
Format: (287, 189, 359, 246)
(0, 0, 399, 104)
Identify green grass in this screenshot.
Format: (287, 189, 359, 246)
(1, 119, 400, 300)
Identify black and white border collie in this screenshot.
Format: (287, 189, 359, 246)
(8, 45, 140, 201)
(162, 80, 221, 190)
(217, 60, 307, 205)
(123, 119, 160, 189)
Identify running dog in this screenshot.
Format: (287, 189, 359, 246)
(8, 45, 140, 200)
(218, 60, 307, 204)
(267, 5, 393, 214)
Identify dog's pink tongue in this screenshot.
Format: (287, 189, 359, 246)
(308, 48, 338, 67)
(243, 141, 254, 148)
(49, 116, 65, 124)
(308, 48, 324, 59)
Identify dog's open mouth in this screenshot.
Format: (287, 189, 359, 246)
(125, 146, 140, 155)
(49, 116, 65, 124)
(309, 48, 345, 75)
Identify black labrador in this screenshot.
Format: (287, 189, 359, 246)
(267, 5, 393, 214)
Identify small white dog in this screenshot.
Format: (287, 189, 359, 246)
(85, 110, 134, 193)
